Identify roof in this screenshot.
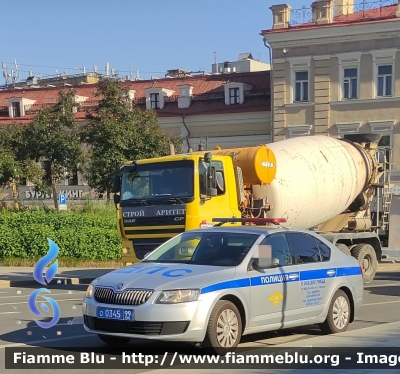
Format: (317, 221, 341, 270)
(261, 4, 398, 34)
(0, 71, 270, 125)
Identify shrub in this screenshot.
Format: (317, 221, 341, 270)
(0, 206, 121, 260)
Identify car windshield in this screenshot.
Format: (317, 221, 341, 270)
(142, 231, 258, 267)
(120, 160, 194, 203)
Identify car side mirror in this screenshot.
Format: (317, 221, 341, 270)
(113, 174, 121, 193)
(113, 193, 120, 205)
(252, 257, 280, 269)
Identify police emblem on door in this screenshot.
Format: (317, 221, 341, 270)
(269, 290, 284, 306)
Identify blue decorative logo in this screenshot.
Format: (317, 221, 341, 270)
(28, 238, 61, 329)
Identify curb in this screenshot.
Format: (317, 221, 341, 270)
(0, 277, 95, 288)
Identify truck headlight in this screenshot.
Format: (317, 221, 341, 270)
(85, 284, 94, 299)
(155, 289, 200, 304)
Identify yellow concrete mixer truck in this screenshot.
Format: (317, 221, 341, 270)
(113, 134, 392, 283)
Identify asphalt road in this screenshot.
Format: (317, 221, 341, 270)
(0, 271, 399, 373)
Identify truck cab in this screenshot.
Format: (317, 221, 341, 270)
(113, 153, 241, 263)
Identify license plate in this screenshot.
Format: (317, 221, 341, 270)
(96, 307, 134, 321)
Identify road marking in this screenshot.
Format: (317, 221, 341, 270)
(0, 334, 91, 349)
(0, 298, 82, 306)
(0, 311, 21, 315)
(0, 292, 84, 299)
(0, 292, 9, 294)
(362, 300, 400, 307)
(364, 283, 400, 288)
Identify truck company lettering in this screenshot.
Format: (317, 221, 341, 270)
(122, 205, 186, 218)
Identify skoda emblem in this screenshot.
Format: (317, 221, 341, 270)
(117, 283, 123, 290)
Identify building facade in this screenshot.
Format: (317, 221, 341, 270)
(262, 0, 400, 248)
(0, 67, 271, 203)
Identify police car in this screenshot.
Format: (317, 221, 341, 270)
(82, 220, 363, 354)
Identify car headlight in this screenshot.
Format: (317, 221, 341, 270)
(85, 284, 94, 298)
(155, 289, 200, 304)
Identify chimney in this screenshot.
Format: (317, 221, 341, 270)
(270, 4, 292, 29)
(178, 84, 193, 109)
(335, 0, 354, 16)
(312, 0, 334, 24)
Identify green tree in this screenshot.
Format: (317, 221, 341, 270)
(24, 90, 85, 209)
(81, 76, 182, 201)
(0, 124, 43, 207)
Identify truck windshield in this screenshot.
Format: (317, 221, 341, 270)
(142, 231, 258, 267)
(120, 160, 194, 203)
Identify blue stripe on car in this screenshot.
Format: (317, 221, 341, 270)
(200, 266, 361, 294)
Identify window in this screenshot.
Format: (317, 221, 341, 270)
(286, 232, 321, 264)
(229, 87, 240, 104)
(377, 65, 392, 97)
(343, 68, 358, 99)
(317, 240, 331, 261)
(67, 170, 78, 185)
(12, 102, 21, 117)
(294, 71, 309, 102)
(143, 231, 258, 267)
(259, 233, 293, 267)
(150, 93, 159, 109)
(199, 160, 225, 196)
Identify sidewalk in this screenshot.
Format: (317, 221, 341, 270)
(145, 321, 400, 374)
(0, 261, 399, 287)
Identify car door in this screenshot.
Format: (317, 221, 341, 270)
(248, 232, 300, 328)
(286, 232, 335, 320)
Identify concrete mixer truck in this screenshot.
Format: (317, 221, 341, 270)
(113, 134, 392, 283)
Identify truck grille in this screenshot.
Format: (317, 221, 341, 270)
(84, 315, 189, 335)
(94, 287, 153, 305)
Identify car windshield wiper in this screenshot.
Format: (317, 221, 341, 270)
(150, 194, 172, 197)
(122, 198, 148, 205)
(165, 197, 184, 204)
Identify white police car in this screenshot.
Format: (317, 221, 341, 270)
(82, 223, 363, 354)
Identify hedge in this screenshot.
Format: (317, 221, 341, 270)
(0, 208, 122, 260)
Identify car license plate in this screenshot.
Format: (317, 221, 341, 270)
(96, 307, 134, 321)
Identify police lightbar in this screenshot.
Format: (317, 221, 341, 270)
(212, 218, 287, 226)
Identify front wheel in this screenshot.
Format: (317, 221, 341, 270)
(320, 289, 351, 334)
(203, 300, 242, 355)
(98, 334, 131, 346)
(351, 243, 377, 284)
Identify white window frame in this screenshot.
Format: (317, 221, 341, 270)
(376, 64, 393, 97)
(371, 49, 396, 99)
(338, 52, 362, 101)
(293, 71, 309, 103)
(342, 67, 359, 100)
(289, 56, 311, 104)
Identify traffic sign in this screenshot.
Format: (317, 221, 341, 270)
(59, 193, 67, 205)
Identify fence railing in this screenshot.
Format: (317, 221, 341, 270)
(290, 0, 397, 25)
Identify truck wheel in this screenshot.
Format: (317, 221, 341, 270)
(203, 300, 242, 355)
(351, 243, 377, 284)
(98, 334, 131, 345)
(320, 289, 351, 334)
(336, 243, 351, 256)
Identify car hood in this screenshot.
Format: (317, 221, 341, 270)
(94, 262, 236, 291)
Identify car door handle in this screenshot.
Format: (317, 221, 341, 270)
(288, 273, 299, 280)
(327, 270, 336, 276)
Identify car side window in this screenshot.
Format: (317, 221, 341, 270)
(286, 233, 321, 264)
(259, 233, 293, 267)
(317, 239, 331, 262)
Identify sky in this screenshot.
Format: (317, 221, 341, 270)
(1, 0, 307, 83)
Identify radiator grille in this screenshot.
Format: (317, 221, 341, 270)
(94, 287, 153, 305)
